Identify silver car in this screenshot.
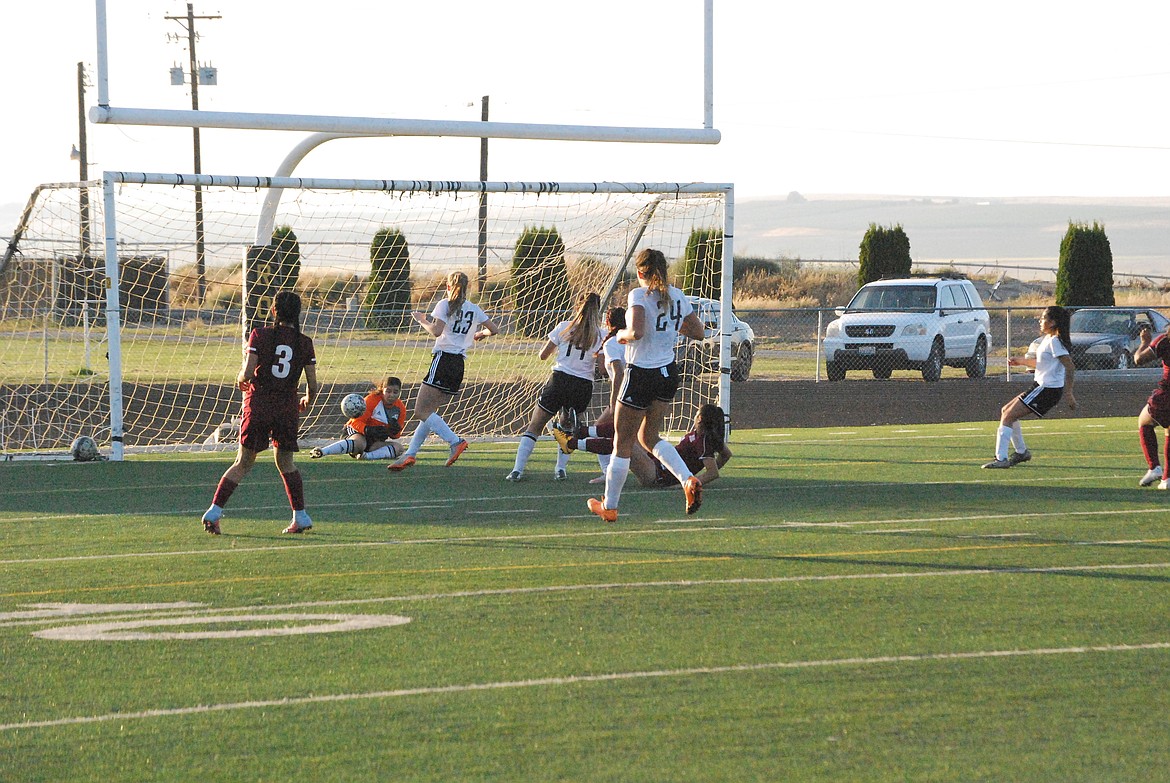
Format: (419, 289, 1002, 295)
(677, 296, 756, 382)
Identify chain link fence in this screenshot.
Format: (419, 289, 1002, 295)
(735, 305, 1161, 382)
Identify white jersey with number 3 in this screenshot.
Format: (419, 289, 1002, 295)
(625, 285, 693, 369)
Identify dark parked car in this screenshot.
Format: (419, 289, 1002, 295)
(1026, 307, 1170, 369)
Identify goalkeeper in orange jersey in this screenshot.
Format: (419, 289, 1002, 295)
(311, 376, 407, 461)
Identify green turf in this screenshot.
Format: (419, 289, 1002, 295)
(2, 417, 1168, 781)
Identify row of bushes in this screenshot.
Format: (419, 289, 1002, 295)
(173, 219, 1121, 322)
(185, 224, 730, 336)
(859, 221, 1115, 306)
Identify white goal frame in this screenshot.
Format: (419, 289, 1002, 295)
(88, 172, 736, 461)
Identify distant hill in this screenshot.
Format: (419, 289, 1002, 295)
(734, 195, 1170, 280)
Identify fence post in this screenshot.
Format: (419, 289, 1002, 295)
(1004, 306, 1012, 381)
(815, 308, 823, 382)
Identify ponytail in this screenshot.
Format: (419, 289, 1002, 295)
(564, 292, 602, 352)
(1045, 305, 1072, 352)
(635, 248, 671, 308)
(446, 271, 469, 320)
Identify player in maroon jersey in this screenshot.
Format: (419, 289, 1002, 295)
(201, 291, 320, 534)
(560, 403, 732, 488)
(1134, 323, 1170, 488)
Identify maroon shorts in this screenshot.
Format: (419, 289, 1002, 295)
(239, 393, 300, 452)
(1148, 389, 1170, 428)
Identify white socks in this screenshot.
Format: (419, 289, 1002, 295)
(513, 433, 538, 473)
(321, 439, 356, 456)
(1010, 421, 1026, 453)
(995, 425, 1013, 461)
(405, 419, 432, 457)
(652, 439, 693, 483)
(604, 456, 631, 510)
(364, 444, 396, 460)
(995, 422, 1027, 460)
(426, 413, 458, 445)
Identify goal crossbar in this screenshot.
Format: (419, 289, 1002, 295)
(90, 107, 722, 146)
(105, 172, 732, 195)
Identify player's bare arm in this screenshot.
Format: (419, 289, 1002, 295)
(236, 352, 259, 390)
(300, 365, 319, 412)
(413, 311, 446, 338)
(474, 317, 500, 341)
(679, 311, 705, 341)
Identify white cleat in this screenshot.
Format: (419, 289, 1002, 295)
(1140, 465, 1163, 487)
(283, 509, 313, 534)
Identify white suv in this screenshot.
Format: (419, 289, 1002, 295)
(822, 277, 991, 382)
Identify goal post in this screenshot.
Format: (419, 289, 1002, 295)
(0, 174, 733, 459)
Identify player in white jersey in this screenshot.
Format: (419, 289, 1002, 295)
(507, 292, 604, 481)
(586, 249, 706, 523)
(982, 305, 1077, 469)
(388, 271, 499, 472)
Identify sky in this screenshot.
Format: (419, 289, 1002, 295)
(2, 0, 1169, 215)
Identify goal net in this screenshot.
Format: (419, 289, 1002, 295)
(0, 174, 732, 459)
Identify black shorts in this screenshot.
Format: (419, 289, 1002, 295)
(537, 370, 594, 416)
(1018, 383, 1064, 417)
(618, 363, 681, 411)
(422, 351, 465, 395)
(351, 423, 393, 442)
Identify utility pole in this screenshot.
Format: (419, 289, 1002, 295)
(76, 62, 91, 263)
(166, 3, 220, 307)
(477, 95, 489, 295)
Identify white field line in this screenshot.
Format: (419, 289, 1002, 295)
(0, 468, 1147, 528)
(0, 422, 1132, 502)
(3, 640, 1168, 733)
(4, 561, 1169, 628)
(2, 507, 1167, 567)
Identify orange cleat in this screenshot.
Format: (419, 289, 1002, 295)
(387, 455, 416, 472)
(445, 439, 468, 467)
(587, 497, 618, 523)
(683, 476, 703, 515)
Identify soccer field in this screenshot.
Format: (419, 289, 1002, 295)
(2, 417, 1169, 781)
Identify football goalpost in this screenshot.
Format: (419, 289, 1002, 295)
(0, 0, 732, 460)
(0, 175, 733, 459)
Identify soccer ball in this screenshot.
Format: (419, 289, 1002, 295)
(340, 393, 367, 418)
(70, 435, 100, 462)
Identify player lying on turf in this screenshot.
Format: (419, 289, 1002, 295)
(555, 403, 732, 489)
(312, 375, 406, 461)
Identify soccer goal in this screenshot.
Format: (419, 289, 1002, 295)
(0, 174, 733, 459)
